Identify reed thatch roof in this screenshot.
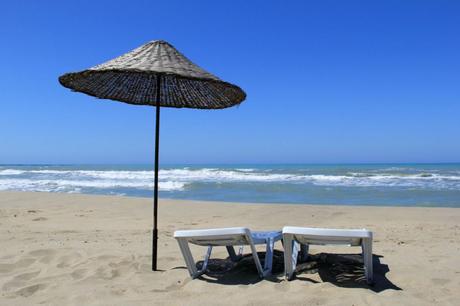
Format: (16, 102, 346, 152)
(59, 40, 246, 109)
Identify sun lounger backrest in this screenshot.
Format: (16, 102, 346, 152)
(283, 227, 371, 247)
(293, 234, 362, 246)
(189, 235, 249, 246)
(174, 227, 252, 246)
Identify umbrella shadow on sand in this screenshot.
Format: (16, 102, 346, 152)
(183, 251, 400, 291)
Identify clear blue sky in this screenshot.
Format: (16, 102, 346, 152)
(1, 0, 459, 164)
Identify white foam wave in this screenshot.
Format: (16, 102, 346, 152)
(0, 178, 185, 192)
(303, 173, 460, 188)
(159, 181, 186, 191)
(0, 169, 25, 175)
(158, 168, 295, 182)
(0, 168, 459, 194)
(0, 168, 288, 182)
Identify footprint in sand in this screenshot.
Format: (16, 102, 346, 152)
(56, 253, 83, 268)
(28, 249, 57, 264)
(12, 270, 41, 282)
(32, 217, 48, 221)
(29, 249, 57, 257)
(2, 270, 41, 291)
(111, 287, 128, 296)
(71, 268, 89, 280)
(14, 283, 47, 297)
(95, 266, 121, 280)
(0, 258, 36, 273)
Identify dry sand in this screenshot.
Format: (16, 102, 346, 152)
(0, 191, 459, 305)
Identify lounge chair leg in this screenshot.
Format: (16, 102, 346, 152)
(248, 238, 265, 278)
(292, 241, 299, 275)
(238, 246, 244, 256)
(283, 234, 297, 280)
(362, 238, 373, 284)
(196, 246, 213, 277)
(300, 243, 309, 262)
(226, 246, 243, 262)
(263, 237, 275, 274)
(177, 239, 198, 277)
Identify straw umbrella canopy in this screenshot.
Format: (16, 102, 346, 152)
(59, 40, 246, 270)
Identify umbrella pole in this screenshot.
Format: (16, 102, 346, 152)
(152, 75, 161, 271)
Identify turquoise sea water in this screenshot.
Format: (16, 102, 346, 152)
(0, 164, 459, 207)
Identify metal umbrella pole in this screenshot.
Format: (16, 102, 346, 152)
(152, 74, 161, 271)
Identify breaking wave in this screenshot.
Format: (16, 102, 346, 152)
(0, 167, 459, 196)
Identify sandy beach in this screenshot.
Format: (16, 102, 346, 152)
(0, 191, 459, 305)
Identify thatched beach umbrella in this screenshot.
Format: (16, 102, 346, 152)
(59, 40, 246, 270)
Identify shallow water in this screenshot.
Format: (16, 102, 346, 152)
(0, 164, 459, 207)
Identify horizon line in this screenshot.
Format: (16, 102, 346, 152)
(1, 162, 460, 166)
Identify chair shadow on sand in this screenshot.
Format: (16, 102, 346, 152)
(294, 253, 402, 292)
(180, 250, 401, 292)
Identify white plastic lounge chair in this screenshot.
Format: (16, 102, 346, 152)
(174, 227, 282, 278)
(282, 226, 373, 284)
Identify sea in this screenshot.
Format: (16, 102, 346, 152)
(0, 164, 459, 207)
